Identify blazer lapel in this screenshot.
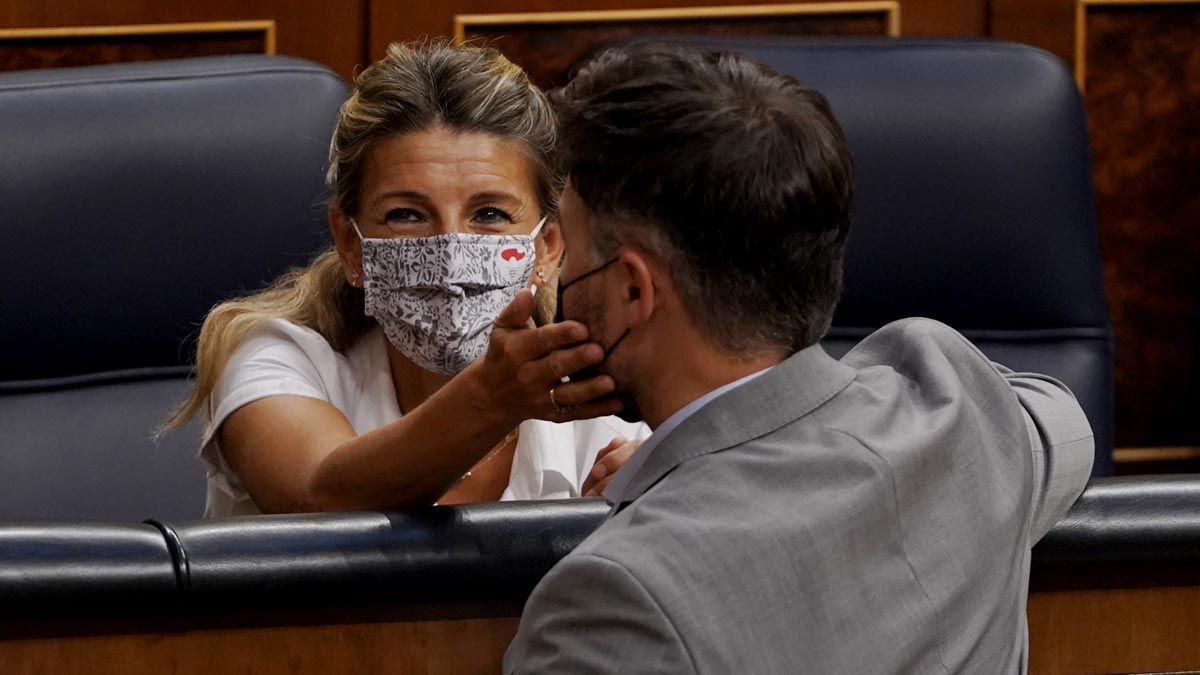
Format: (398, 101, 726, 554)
(614, 343, 856, 509)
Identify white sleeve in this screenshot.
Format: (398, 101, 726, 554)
(198, 320, 331, 462)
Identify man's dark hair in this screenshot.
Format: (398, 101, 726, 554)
(551, 44, 854, 355)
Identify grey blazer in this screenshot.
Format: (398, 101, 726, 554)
(504, 318, 1094, 674)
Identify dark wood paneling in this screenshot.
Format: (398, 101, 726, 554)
(990, 0, 1076, 64)
(0, 1, 365, 80)
(371, 0, 987, 61)
(1, 584, 1199, 674)
(0, 26, 269, 72)
(459, 7, 892, 88)
(1083, 1, 1200, 448)
(0, 616, 522, 675)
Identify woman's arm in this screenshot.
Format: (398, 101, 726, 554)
(220, 290, 623, 512)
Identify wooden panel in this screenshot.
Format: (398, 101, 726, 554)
(453, 3, 897, 88)
(1079, 0, 1200, 449)
(1028, 585, 1200, 674)
(0, 1, 365, 80)
(990, 0, 1076, 64)
(0, 22, 273, 72)
(1114, 446, 1200, 475)
(3, 584, 1200, 673)
(0, 616, 522, 675)
(371, 0, 987, 63)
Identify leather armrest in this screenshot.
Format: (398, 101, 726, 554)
(0, 522, 177, 614)
(163, 499, 609, 608)
(4, 476, 1199, 618)
(1031, 475, 1200, 588)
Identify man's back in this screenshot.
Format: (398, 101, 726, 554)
(505, 318, 1094, 674)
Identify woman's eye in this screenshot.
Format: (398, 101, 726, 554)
(472, 207, 513, 225)
(385, 208, 423, 224)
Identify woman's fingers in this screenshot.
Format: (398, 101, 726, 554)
(480, 291, 623, 423)
(503, 320, 591, 364)
(594, 436, 627, 460)
(493, 289, 536, 331)
(536, 343, 604, 384)
(549, 374, 615, 407)
(583, 438, 643, 496)
(583, 474, 615, 499)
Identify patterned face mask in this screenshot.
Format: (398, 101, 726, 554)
(352, 216, 547, 375)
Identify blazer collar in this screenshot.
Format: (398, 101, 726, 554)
(614, 342, 856, 509)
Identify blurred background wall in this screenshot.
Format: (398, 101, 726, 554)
(2, 0, 1196, 471)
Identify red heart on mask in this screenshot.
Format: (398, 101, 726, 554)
(501, 248, 526, 262)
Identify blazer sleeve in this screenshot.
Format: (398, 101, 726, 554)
(503, 552, 696, 675)
(993, 363, 1095, 542)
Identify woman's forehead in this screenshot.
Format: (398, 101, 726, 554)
(361, 127, 536, 201)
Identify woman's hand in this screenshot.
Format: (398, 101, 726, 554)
(583, 436, 643, 497)
(465, 289, 624, 426)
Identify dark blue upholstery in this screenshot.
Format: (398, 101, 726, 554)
(652, 38, 1114, 475)
(0, 56, 348, 520)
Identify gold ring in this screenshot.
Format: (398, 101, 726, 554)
(550, 387, 572, 413)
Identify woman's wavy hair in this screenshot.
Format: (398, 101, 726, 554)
(162, 39, 562, 433)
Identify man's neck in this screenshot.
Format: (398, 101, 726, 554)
(635, 338, 785, 430)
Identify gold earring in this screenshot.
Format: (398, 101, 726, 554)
(535, 268, 548, 284)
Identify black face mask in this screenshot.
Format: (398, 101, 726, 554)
(556, 257, 641, 423)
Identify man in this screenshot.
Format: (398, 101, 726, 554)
(504, 45, 1093, 674)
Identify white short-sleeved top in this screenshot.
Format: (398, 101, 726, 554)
(199, 318, 648, 518)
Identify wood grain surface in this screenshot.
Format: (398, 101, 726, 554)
(2, 584, 1199, 674)
(1082, 1, 1200, 448)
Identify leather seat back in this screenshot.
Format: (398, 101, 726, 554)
(0, 56, 348, 519)
(653, 38, 1113, 473)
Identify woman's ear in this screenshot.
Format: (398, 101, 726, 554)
(329, 208, 363, 287)
(534, 217, 565, 288)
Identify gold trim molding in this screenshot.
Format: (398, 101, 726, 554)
(1075, 0, 1199, 90)
(454, 2, 901, 43)
(0, 20, 277, 55)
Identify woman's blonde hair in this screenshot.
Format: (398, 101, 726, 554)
(162, 40, 562, 432)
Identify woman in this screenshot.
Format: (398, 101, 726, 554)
(163, 41, 646, 517)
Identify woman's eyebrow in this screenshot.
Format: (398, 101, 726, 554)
(371, 190, 433, 207)
(466, 191, 524, 209)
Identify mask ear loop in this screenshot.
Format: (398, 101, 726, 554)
(530, 214, 548, 239)
(528, 214, 551, 315)
(346, 217, 366, 287)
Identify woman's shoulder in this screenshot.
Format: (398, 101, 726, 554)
(237, 317, 336, 359)
(217, 319, 389, 420)
(230, 318, 381, 381)
(211, 318, 334, 406)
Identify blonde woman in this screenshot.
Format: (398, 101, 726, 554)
(164, 42, 647, 517)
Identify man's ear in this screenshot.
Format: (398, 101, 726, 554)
(329, 208, 363, 287)
(615, 248, 658, 329)
(534, 217, 565, 287)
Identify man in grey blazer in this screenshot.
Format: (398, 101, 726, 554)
(504, 44, 1094, 674)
